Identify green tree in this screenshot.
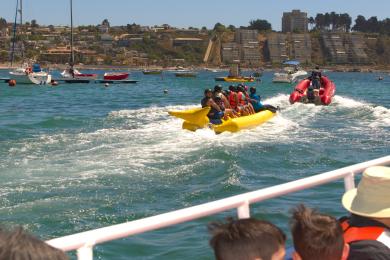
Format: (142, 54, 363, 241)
(380, 18, 390, 35)
(102, 19, 110, 27)
(213, 23, 226, 32)
(104, 55, 113, 64)
(308, 17, 315, 30)
(324, 13, 331, 30)
(228, 25, 236, 31)
(340, 13, 352, 32)
(352, 15, 367, 32)
(315, 14, 325, 30)
(248, 19, 271, 31)
(0, 50, 8, 62)
(31, 19, 38, 28)
(0, 17, 7, 29)
(367, 16, 379, 33)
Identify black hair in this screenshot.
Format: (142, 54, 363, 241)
(209, 218, 286, 260)
(214, 85, 223, 91)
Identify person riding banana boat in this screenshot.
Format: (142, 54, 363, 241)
(168, 84, 278, 133)
(248, 87, 279, 113)
(201, 88, 237, 124)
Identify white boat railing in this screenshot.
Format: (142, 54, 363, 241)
(46, 155, 390, 260)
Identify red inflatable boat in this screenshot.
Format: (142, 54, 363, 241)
(289, 76, 336, 105)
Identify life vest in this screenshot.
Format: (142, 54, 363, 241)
(237, 92, 246, 105)
(341, 219, 390, 248)
(229, 92, 237, 109)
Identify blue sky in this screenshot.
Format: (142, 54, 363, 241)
(1, 0, 389, 30)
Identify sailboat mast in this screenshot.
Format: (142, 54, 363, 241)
(10, 0, 19, 67)
(19, 0, 22, 25)
(19, 0, 24, 60)
(70, 0, 74, 65)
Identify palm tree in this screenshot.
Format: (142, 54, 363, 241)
(308, 17, 315, 31)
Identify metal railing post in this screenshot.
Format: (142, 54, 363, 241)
(343, 172, 355, 191)
(76, 243, 94, 260)
(237, 200, 250, 219)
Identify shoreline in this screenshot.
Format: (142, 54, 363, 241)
(1, 63, 390, 73)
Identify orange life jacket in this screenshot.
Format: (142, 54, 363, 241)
(341, 219, 389, 246)
(229, 92, 237, 109)
(237, 92, 246, 105)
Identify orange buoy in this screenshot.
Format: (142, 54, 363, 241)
(8, 79, 16, 87)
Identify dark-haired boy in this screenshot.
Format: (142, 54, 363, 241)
(290, 204, 349, 260)
(209, 218, 286, 260)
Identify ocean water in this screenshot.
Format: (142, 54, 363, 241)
(0, 69, 389, 259)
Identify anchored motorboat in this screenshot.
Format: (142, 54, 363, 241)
(273, 60, 307, 83)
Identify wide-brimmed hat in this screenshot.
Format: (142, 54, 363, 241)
(342, 166, 390, 218)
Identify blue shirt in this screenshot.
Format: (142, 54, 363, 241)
(249, 93, 264, 112)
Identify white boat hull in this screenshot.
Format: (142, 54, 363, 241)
(273, 70, 308, 83)
(9, 70, 52, 85)
(61, 69, 98, 80)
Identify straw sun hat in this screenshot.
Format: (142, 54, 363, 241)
(342, 166, 390, 218)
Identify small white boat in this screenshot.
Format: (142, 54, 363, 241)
(272, 60, 307, 83)
(174, 70, 197, 77)
(273, 69, 308, 83)
(9, 64, 52, 85)
(61, 68, 98, 80)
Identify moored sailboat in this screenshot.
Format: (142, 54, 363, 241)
(61, 0, 97, 82)
(10, 63, 52, 84)
(8, 0, 51, 84)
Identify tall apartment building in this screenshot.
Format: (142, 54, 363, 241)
(290, 34, 311, 63)
(267, 33, 288, 64)
(221, 29, 261, 65)
(235, 29, 258, 44)
(282, 10, 308, 33)
(221, 42, 240, 63)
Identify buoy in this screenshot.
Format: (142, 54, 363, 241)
(8, 79, 16, 87)
(105, 83, 109, 87)
(163, 89, 168, 94)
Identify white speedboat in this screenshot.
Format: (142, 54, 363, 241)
(272, 60, 307, 83)
(9, 64, 52, 85)
(273, 68, 308, 83)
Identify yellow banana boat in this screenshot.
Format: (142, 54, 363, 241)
(168, 107, 275, 134)
(223, 76, 255, 82)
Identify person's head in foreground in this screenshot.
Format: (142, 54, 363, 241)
(342, 166, 390, 226)
(209, 217, 286, 260)
(340, 166, 390, 259)
(0, 227, 68, 260)
(290, 204, 349, 260)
